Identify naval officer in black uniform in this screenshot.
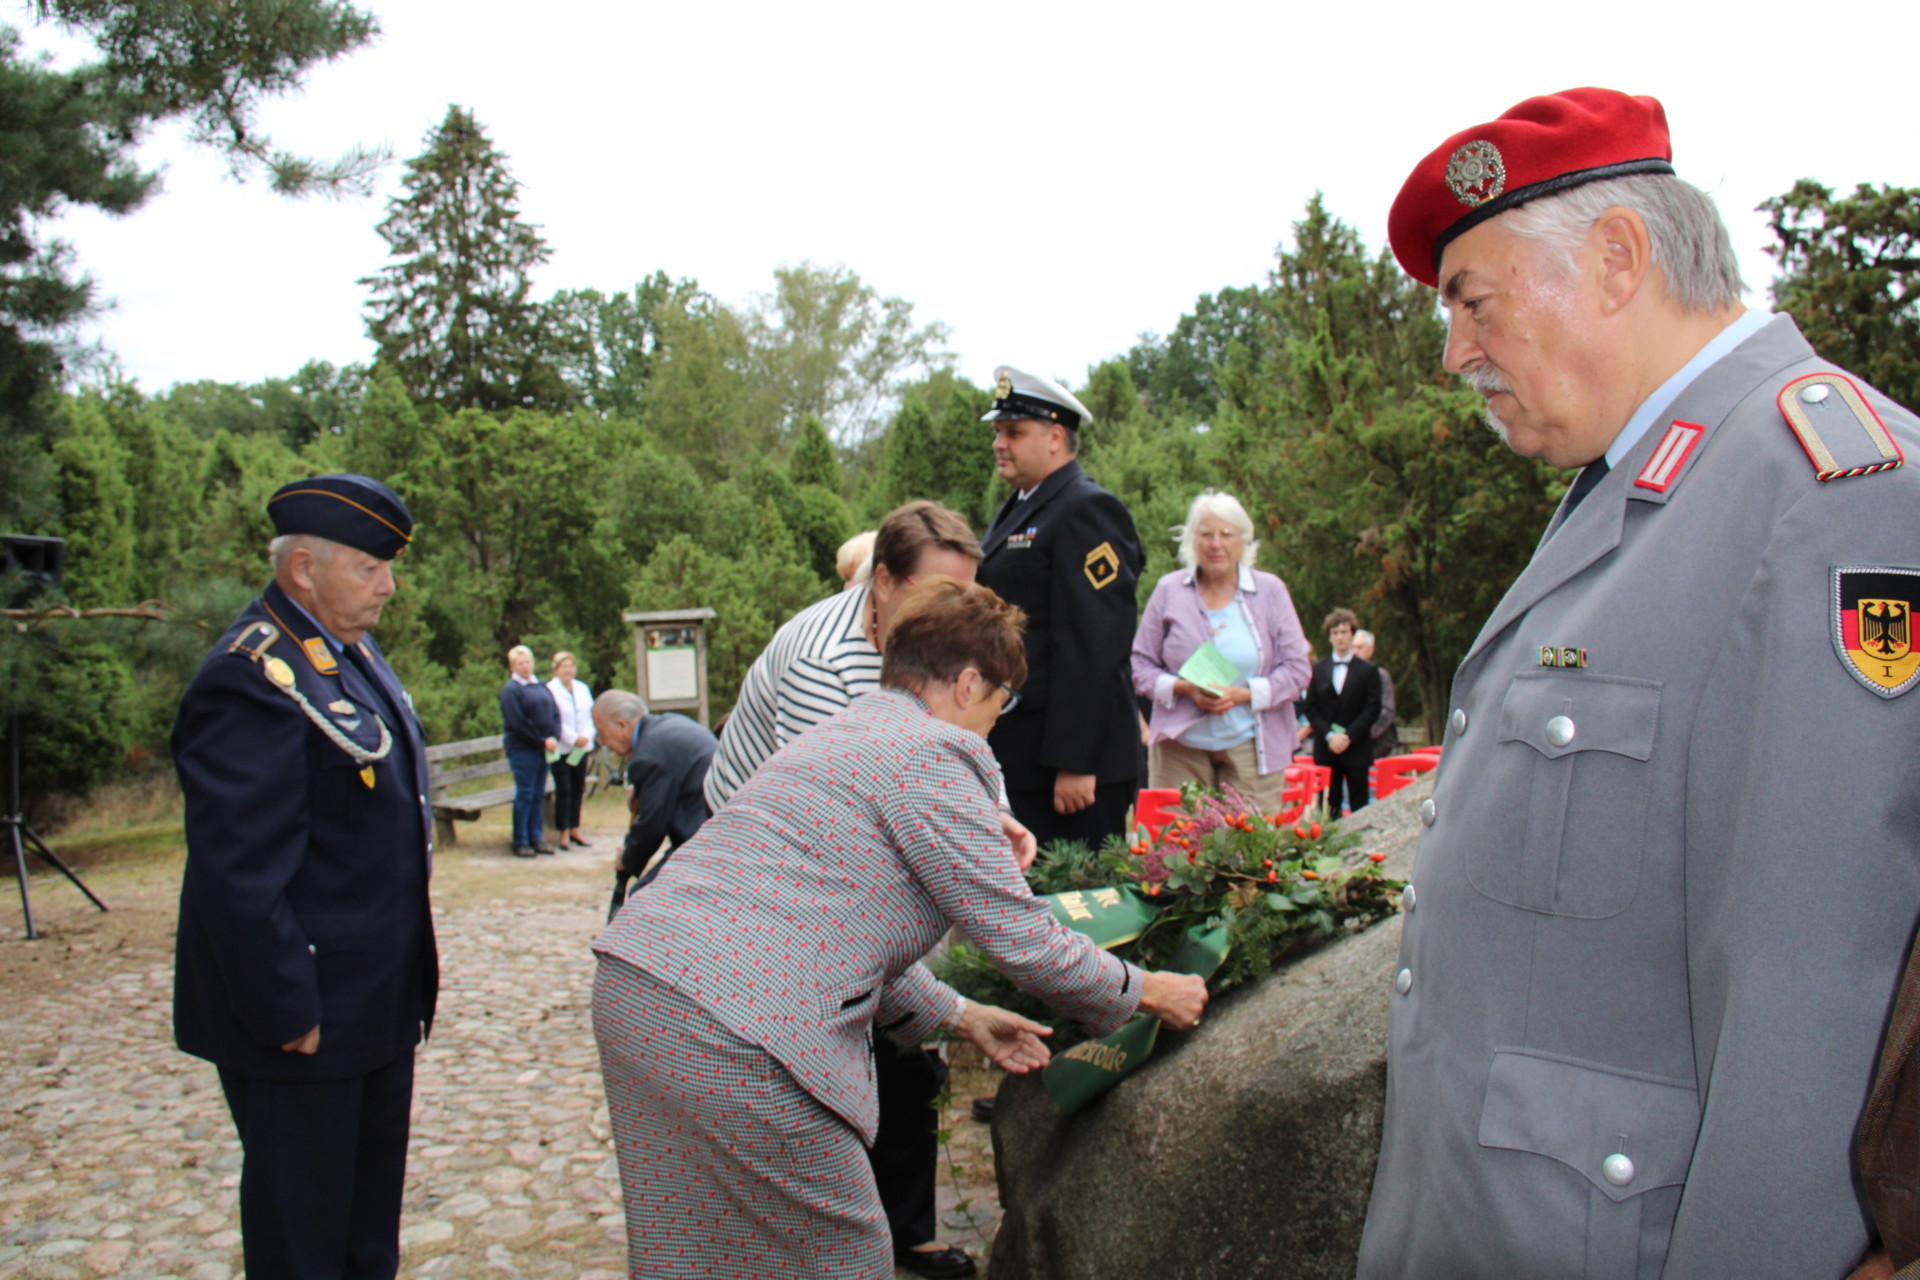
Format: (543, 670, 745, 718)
(172, 474, 437, 1280)
(977, 366, 1144, 851)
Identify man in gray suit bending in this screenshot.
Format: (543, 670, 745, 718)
(1357, 88, 1920, 1279)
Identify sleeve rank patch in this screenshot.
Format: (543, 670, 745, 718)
(1780, 373, 1904, 481)
(1084, 541, 1121, 590)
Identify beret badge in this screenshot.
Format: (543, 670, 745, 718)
(1445, 140, 1506, 208)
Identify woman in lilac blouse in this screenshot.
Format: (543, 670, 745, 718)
(1130, 490, 1311, 812)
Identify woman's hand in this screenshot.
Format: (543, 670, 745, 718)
(997, 810, 1038, 872)
(575, 734, 589, 749)
(1176, 680, 1250, 716)
(954, 1001, 1054, 1073)
(543, 737, 559, 753)
(1138, 970, 1208, 1031)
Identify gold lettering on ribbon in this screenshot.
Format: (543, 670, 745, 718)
(1057, 891, 1093, 922)
(1090, 888, 1121, 908)
(1061, 1042, 1131, 1071)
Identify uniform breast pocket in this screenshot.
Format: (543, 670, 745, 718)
(1479, 1049, 1697, 1280)
(312, 747, 366, 834)
(1469, 673, 1661, 918)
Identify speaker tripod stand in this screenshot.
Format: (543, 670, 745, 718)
(6, 711, 107, 940)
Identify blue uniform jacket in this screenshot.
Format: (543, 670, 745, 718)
(172, 582, 438, 1081)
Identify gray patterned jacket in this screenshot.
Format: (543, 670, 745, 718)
(594, 688, 1143, 1143)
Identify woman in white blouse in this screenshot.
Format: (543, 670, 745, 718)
(547, 652, 596, 849)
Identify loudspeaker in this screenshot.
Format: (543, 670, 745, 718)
(2, 536, 65, 610)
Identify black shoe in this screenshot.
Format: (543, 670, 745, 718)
(569, 835, 590, 848)
(511, 845, 537, 859)
(894, 1244, 976, 1279)
(534, 843, 557, 856)
(969, 1096, 994, 1123)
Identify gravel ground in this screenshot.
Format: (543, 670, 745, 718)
(0, 801, 1002, 1279)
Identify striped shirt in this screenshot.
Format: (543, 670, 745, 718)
(703, 585, 881, 811)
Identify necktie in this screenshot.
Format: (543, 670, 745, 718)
(1561, 457, 1610, 518)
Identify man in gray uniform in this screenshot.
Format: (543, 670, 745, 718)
(1357, 88, 1920, 1279)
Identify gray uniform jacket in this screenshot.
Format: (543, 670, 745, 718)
(1357, 315, 1920, 1279)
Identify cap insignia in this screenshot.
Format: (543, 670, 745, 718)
(995, 371, 1013, 399)
(1446, 141, 1506, 208)
(264, 656, 296, 689)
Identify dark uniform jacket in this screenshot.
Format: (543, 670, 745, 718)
(1302, 655, 1384, 766)
(620, 712, 718, 878)
(979, 459, 1143, 787)
(172, 581, 438, 1082)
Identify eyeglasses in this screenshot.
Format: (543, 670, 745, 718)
(996, 683, 1022, 716)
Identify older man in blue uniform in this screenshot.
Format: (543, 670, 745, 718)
(173, 475, 437, 1280)
(977, 366, 1144, 852)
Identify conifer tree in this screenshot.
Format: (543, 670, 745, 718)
(362, 107, 570, 414)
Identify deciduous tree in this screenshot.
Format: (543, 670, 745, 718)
(1762, 180, 1920, 412)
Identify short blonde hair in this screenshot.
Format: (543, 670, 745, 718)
(551, 650, 576, 671)
(835, 531, 877, 585)
(1175, 490, 1258, 570)
(507, 644, 534, 665)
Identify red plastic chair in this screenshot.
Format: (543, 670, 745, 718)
(1134, 788, 1184, 843)
(1411, 745, 1444, 757)
(1371, 753, 1440, 799)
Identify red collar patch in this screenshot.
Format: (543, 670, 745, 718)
(1634, 421, 1704, 493)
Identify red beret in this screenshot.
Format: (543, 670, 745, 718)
(1388, 87, 1674, 288)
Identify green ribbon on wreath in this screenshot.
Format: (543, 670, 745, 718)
(1035, 888, 1231, 1114)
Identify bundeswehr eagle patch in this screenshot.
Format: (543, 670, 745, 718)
(1833, 566, 1920, 698)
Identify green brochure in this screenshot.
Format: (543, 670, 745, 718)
(1177, 641, 1241, 696)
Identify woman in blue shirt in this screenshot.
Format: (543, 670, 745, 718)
(1130, 491, 1311, 813)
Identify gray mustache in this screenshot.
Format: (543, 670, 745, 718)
(1464, 366, 1510, 397)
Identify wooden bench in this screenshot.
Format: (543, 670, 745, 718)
(426, 735, 550, 847)
(426, 735, 613, 846)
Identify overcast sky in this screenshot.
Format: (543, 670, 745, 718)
(27, 0, 1916, 397)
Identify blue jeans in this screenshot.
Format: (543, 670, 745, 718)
(505, 743, 546, 847)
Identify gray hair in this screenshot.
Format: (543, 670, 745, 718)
(1174, 490, 1258, 570)
(1500, 173, 1744, 312)
(268, 533, 339, 575)
(594, 689, 647, 722)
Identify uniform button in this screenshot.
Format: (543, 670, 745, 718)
(1602, 1153, 1635, 1186)
(1545, 715, 1575, 748)
(1450, 708, 1468, 736)
(308, 944, 317, 955)
(1394, 967, 1413, 995)
(1402, 884, 1416, 912)
(1800, 382, 1830, 404)
(1420, 798, 1436, 826)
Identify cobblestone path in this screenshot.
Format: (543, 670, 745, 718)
(1, 828, 1002, 1279)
